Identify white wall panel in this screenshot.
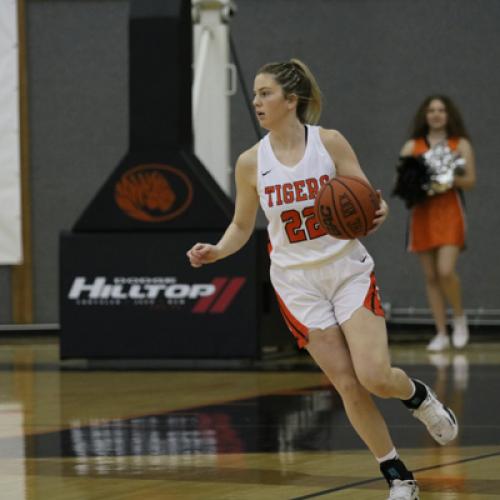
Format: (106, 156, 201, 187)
(0, 0, 22, 264)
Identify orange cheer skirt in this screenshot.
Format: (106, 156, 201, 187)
(407, 189, 466, 252)
(407, 137, 466, 253)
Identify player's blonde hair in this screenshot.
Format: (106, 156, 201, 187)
(257, 58, 322, 124)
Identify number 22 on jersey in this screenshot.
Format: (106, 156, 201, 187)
(281, 206, 326, 243)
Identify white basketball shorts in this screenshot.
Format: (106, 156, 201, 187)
(270, 241, 384, 348)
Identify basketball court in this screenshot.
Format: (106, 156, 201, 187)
(0, 334, 499, 499)
(1, 1, 499, 499)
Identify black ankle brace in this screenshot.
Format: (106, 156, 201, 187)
(380, 458, 415, 485)
(402, 378, 428, 409)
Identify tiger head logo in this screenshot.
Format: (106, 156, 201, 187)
(115, 164, 193, 222)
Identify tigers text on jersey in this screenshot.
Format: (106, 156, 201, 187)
(257, 125, 355, 268)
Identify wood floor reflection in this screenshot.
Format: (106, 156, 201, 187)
(0, 335, 499, 499)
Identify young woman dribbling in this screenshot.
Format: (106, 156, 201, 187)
(187, 59, 458, 499)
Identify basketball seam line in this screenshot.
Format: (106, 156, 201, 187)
(329, 182, 352, 238)
(335, 177, 369, 235)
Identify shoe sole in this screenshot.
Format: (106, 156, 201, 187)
(389, 491, 419, 499)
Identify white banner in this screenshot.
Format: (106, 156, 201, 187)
(0, 0, 22, 264)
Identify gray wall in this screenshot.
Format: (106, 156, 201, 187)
(231, 0, 500, 315)
(0, 0, 499, 324)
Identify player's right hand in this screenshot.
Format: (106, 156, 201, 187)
(186, 243, 220, 268)
(368, 190, 389, 235)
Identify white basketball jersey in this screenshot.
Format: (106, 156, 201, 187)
(257, 125, 355, 268)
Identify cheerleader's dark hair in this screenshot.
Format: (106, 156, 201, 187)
(410, 95, 470, 140)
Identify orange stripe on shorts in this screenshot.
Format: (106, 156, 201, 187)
(274, 291, 309, 348)
(363, 272, 385, 318)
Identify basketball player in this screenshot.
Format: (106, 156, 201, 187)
(400, 96, 476, 352)
(187, 59, 458, 499)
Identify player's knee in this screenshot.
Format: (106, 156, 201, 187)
(358, 370, 393, 399)
(333, 375, 362, 398)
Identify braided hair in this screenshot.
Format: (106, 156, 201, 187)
(257, 59, 322, 124)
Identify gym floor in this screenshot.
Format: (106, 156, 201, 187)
(0, 333, 499, 499)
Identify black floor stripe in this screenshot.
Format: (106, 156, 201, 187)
(290, 449, 500, 499)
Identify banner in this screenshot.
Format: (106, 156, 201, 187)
(0, 0, 22, 264)
(60, 231, 259, 359)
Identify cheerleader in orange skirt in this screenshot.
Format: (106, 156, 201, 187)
(400, 95, 476, 351)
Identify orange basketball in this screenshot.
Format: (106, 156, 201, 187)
(314, 175, 379, 239)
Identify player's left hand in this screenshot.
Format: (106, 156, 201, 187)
(368, 190, 389, 234)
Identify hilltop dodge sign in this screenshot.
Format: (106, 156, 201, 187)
(67, 275, 245, 313)
(60, 232, 258, 359)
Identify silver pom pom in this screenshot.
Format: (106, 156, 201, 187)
(422, 141, 466, 196)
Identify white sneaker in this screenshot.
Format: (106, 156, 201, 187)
(426, 333, 450, 352)
(410, 380, 458, 445)
(387, 479, 419, 499)
(452, 316, 469, 348)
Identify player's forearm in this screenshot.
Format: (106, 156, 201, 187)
(215, 221, 254, 260)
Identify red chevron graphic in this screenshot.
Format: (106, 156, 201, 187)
(191, 277, 246, 314)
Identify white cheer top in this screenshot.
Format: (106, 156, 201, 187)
(257, 125, 356, 268)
